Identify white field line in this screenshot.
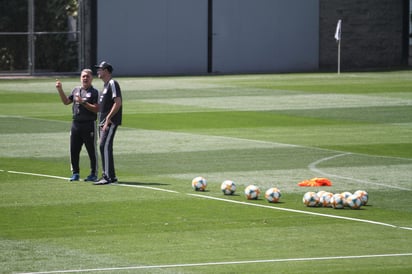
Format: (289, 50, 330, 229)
(4, 170, 179, 194)
(17, 253, 412, 274)
(5, 169, 412, 273)
(6, 170, 69, 180)
(188, 193, 412, 231)
(4, 169, 412, 231)
(308, 153, 412, 191)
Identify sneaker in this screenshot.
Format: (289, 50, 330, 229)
(69, 173, 80, 182)
(110, 177, 118, 184)
(93, 177, 111, 185)
(84, 174, 98, 182)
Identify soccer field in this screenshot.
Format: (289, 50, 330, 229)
(1, 71, 412, 273)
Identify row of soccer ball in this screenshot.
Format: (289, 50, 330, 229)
(303, 190, 369, 209)
(192, 177, 369, 209)
(192, 177, 281, 203)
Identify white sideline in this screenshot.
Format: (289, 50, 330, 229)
(188, 193, 412, 231)
(4, 169, 412, 273)
(3, 170, 179, 193)
(4, 169, 412, 231)
(6, 170, 68, 180)
(18, 253, 412, 273)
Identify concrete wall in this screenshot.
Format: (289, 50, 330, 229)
(97, 0, 319, 75)
(97, 0, 208, 76)
(97, 0, 408, 75)
(211, 0, 319, 74)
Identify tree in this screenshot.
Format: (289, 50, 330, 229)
(0, 0, 79, 73)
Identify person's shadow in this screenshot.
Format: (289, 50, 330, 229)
(119, 181, 170, 186)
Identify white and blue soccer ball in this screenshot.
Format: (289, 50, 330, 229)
(317, 191, 327, 200)
(341, 191, 352, 207)
(302, 192, 320, 207)
(330, 193, 345, 209)
(265, 187, 281, 203)
(244, 184, 260, 200)
(354, 190, 368, 206)
(192, 176, 207, 191)
(346, 194, 362, 209)
(221, 180, 236, 195)
(319, 192, 333, 208)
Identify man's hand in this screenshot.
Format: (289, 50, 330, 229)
(103, 119, 112, 131)
(55, 79, 62, 90)
(56, 79, 71, 105)
(75, 95, 84, 104)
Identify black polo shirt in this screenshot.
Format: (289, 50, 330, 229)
(69, 86, 99, 122)
(98, 79, 122, 126)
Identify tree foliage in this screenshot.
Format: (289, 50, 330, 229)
(0, 0, 79, 73)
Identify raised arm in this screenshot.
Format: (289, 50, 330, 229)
(55, 79, 72, 105)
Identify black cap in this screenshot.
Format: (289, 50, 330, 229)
(94, 61, 113, 73)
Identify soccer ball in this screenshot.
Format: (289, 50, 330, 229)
(302, 192, 319, 207)
(319, 192, 333, 207)
(341, 191, 352, 207)
(330, 193, 345, 209)
(244, 185, 260, 200)
(354, 190, 368, 206)
(221, 180, 236, 195)
(191, 176, 207, 191)
(316, 190, 326, 198)
(346, 194, 362, 209)
(265, 187, 281, 203)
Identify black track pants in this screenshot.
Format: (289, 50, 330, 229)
(70, 120, 98, 175)
(99, 124, 118, 179)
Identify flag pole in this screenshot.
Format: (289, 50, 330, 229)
(335, 19, 342, 75)
(337, 38, 341, 74)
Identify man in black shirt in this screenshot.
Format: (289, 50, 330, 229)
(56, 69, 99, 182)
(93, 61, 122, 185)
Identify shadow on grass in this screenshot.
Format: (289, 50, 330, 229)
(119, 181, 170, 186)
(223, 193, 241, 197)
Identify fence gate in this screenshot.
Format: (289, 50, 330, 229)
(0, 0, 86, 75)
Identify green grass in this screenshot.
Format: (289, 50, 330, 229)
(1, 71, 412, 273)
